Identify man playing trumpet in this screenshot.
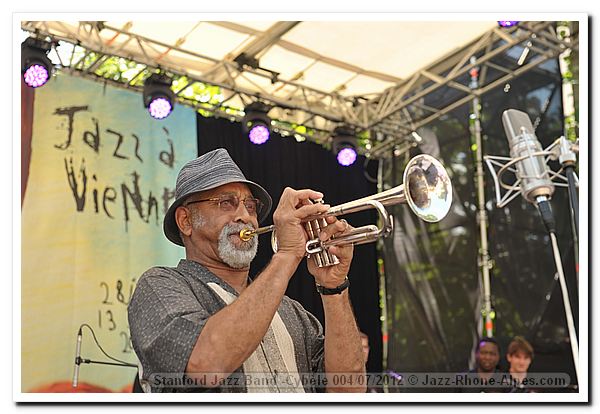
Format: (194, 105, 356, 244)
(128, 148, 366, 393)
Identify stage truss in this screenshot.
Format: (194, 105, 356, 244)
(21, 21, 577, 158)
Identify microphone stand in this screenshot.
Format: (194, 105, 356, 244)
(76, 357, 137, 368)
(564, 166, 579, 235)
(556, 137, 579, 239)
(535, 196, 579, 385)
(73, 356, 137, 388)
(72, 324, 137, 388)
(484, 112, 580, 388)
(469, 56, 494, 338)
(548, 232, 579, 383)
(552, 136, 579, 284)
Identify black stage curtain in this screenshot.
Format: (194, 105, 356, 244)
(382, 56, 578, 391)
(196, 116, 383, 373)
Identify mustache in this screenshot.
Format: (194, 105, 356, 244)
(217, 222, 259, 268)
(222, 222, 257, 247)
(224, 222, 255, 234)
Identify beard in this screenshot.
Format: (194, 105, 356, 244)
(190, 210, 258, 269)
(216, 222, 259, 269)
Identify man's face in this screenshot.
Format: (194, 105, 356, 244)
(185, 182, 260, 268)
(507, 351, 532, 374)
(476, 341, 500, 373)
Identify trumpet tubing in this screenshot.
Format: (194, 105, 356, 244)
(239, 154, 452, 267)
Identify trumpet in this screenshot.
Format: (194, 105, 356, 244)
(239, 154, 453, 267)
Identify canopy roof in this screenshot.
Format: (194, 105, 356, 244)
(21, 19, 575, 157)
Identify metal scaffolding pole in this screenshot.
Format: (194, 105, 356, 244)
(21, 20, 575, 158)
(376, 158, 390, 392)
(470, 57, 494, 338)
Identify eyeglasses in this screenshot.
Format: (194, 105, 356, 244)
(185, 194, 264, 216)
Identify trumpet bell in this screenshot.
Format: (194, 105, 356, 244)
(239, 154, 453, 268)
(404, 154, 453, 222)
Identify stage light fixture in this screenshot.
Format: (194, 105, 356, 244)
(143, 73, 175, 120)
(332, 126, 358, 167)
(242, 102, 272, 145)
(498, 21, 519, 28)
(21, 37, 53, 88)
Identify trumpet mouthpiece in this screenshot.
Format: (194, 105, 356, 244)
(239, 229, 255, 241)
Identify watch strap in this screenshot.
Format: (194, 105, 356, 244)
(316, 277, 350, 295)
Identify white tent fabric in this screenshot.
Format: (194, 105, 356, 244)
(24, 19, 574, 153)
(30, 20, 497, 101)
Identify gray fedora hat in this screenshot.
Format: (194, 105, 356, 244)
(163, 148, 272, 246)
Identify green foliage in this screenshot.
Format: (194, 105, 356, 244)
(356, 130, 371, 150)
(94, 56, 147, 83)
(558, 21, 579, 142)
(66, 44, 364, 151)
(404, 262, 438, 282)
(564, 116, 578, 142)
(175, 77, 224, 106)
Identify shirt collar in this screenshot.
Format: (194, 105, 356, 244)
(177, 259, 252, 296)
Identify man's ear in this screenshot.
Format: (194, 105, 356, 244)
(175, 206, 193, 238)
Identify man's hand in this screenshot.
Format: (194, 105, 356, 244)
(307, 216, 354, 289)
(272, 187, 330, 262)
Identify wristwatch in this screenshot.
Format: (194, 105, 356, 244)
(316, 277, 350, 295)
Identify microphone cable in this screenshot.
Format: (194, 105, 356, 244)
(547, 232, 580, 383)
(77, 323, 137, 367)
(533, 196, 579, 384)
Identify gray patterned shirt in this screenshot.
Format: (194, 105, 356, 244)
(128, 259, 325, 392)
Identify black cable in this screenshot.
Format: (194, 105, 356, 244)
(258, 341, 281, 392)
(79, 323, 136, 367)
(80, 359, 137, 368)
(564, 165, 579, 238)
(533, 193, 579, 380)
(536, 198, 556, 234)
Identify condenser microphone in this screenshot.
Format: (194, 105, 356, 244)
(500, 109, 578, 383)
(502, 109, 556, 233)
(502, 109, 555, 202)
(72, 327, 82, 388)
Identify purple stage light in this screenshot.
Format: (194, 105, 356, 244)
(248, 124, 270, 145)
(148, 97, 172, 120)
(23, 64, 49, 88)
(337, 147, 357, 166)
(498, 21, 519, 27)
